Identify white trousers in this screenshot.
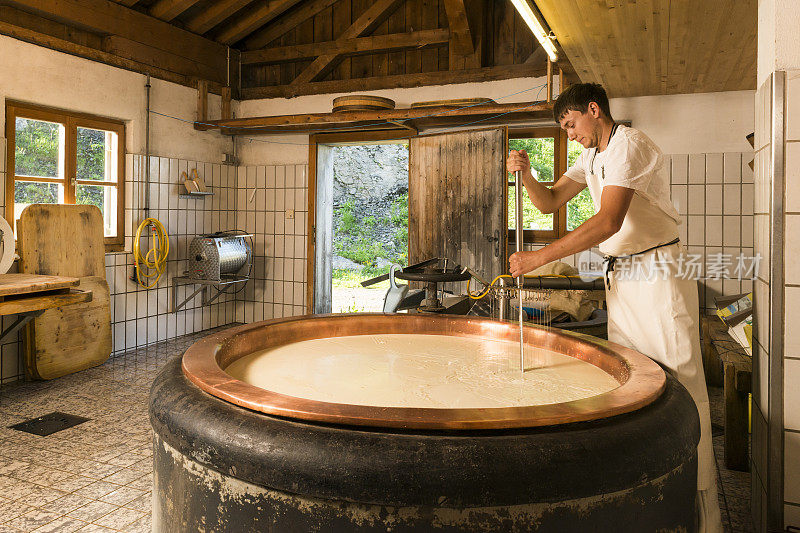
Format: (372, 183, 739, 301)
(604, 244, 722, 532)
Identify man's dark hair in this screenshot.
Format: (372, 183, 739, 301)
(553, 83, 613, 123)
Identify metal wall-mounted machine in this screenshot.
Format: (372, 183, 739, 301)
(172, 231, 253, 313)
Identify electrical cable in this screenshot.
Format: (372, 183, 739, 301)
(133, 218, 169, 289)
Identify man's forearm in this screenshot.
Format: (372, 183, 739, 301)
(534, 213, 618, 265)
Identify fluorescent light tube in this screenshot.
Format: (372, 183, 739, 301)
(509, 0, 558, 63)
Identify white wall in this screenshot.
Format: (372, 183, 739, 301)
(0, 34, 231, 162)
(611, 91, 755, 154)
(236, 78, 754, 165)
(758, 0, 800, 87)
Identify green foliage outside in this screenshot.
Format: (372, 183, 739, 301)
(333, 191, 409, 289)
(14, 119, 109, 216)
(507, 138, 595, 233)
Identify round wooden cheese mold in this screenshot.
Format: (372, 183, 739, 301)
(331, 95, 396, 113)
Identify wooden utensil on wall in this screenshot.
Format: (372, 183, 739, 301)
(17, 204, 112, 379)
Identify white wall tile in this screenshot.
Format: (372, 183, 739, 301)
(705, 184, 722, 215)
(670, 154, 688, 184)
(742, 216, 754, 247)
(723, 184, 741, 214)
(722, 216, 740, 246)
(705, 153, 723, 183)
(723, 152, 741, 183)
(787, 215, 800, 285)
(705, 216, 722, 246)
(688, 185, 705, 215)
(786, 287, 800, 356)
(741, 152, 754, 183)
(687, 216, 705, 246)
(688, 154, 705, 183)
(786, 359, 800, 431)
(742, 183, 754, 215)
(785, 430, 800, 502)
(787, 142, 800, 212)
(788, 71, 800, 142)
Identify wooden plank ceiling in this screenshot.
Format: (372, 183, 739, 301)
(0, 0, 569, 100)
(534, 0, 757, 97)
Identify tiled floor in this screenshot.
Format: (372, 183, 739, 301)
(0, 327, 755, 532)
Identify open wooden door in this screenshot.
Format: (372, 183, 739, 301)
(409, 127, 508, 285)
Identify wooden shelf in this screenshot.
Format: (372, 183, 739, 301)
(196, 100, 555, 136)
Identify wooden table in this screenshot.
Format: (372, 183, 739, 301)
(0, 274, 92, 343)
(703, 315, 752, 472)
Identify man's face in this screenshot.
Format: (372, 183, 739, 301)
(558, 104, 602, 149)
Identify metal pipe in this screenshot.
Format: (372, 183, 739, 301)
(515, 169, 525, 371)
(145, 74, 151, 214)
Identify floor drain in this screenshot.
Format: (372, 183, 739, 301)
(9, 412, 90, 436)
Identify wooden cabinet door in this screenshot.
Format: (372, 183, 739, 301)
(409, 127, 508, 285)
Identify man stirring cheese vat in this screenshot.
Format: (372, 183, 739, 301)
(506, 83, 721, 532)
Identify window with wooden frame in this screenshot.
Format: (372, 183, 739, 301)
(507, 127, 591, 243)
(5, 101, 125, 250)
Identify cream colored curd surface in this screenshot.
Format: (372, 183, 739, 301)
(224, 334, 619, 409)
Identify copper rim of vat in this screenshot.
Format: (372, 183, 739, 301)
(181, 313, 666, 430)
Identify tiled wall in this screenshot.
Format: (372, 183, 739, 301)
(0, 150, 241, 384)
(751, 69, 800, 532)
(108, 154, 239, 355)
(234, 164, 308, 323)
(669, 152, 755, 311)
(783, 70, 800, 529)
(527, 150, 755, 312)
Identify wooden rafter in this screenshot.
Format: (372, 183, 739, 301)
(215, 0, 302, 46)
(243, 0, 338, 51)
(241, 29, 449, 65)
(149, 0, 201, 21)
(115, 0, 138, 6)
(4, 0, 227, 71)
(443, 0, 473, 56)
(292, 0, 405, 85)
(184, 0, 250, 35)
(0, 6, 225, 90)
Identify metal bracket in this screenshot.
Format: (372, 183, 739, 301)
(171, 276, 249, 313)
(0, 310, 44, 344)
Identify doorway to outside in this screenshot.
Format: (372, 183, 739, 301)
(318, 141, 409, 313)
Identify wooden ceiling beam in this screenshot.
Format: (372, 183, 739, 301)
(215, 0, 301, 46)
(184, 0, 251, 35)
(241, 29, 449, 65)
(0, 6, 227, 91)
(244, 62, 546, 99)
(443, 0, 473, 56)
(292, 0, 405, 85)
(4, 0, 228, 76)
(149, 0, 201, 22)
(115, 0, 139, 6)
(242, 0, 338, 51)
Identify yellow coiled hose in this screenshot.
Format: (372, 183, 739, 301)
(133, 218, 169, 288)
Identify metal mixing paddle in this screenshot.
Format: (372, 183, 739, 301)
(514, 168, 525, 371)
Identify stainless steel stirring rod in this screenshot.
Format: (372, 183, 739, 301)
(514, 168, 525, 371)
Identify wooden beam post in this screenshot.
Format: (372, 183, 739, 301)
(559, 67, 565, 96)
(292, 0, 404, 85)
(196, 80, 208, 128)
(546, 58, 553, 102)
(221, 87, 232, 120)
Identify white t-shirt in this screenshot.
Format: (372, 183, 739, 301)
(563, 125, 680, 256)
